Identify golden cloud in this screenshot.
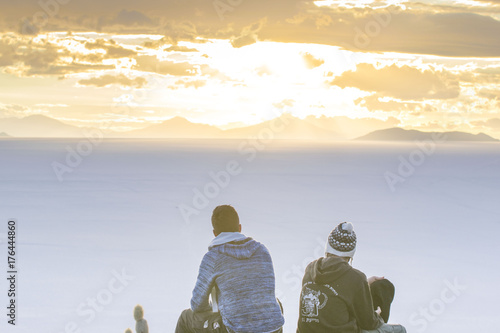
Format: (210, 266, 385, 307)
(471, 118, 500, 129)
(164, 45, 199, 52)
(302, 52, 324, 69)
(1, 1, 499, 57)
(169, 79, 206, 89)
(355, 94, 437, 112)
(0, 34, 115, 76)
(133, 55, 199, 76)
(78, 74, 147, 88)
(84, 39, 137, 59)
(330, 63, 460, 100)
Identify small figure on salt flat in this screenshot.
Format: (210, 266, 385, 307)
(134, 304, 149, 333)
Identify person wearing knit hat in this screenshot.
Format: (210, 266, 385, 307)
(325, 221, 357, 259)
(297, 222, 406, 333)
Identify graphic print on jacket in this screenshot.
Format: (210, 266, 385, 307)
(301, 286, 324, 319)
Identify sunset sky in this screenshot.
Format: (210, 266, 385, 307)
(1, 0, 500, 137)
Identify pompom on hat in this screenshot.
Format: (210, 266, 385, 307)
(325, 222, 357, 258)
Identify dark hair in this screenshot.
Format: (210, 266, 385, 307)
(212, 205, 240, 234)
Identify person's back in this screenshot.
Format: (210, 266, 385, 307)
(192, 236, 283, 332)
(297, 222, 406, 333)
(297, 255, 382, 333)
(176, 205, 284, 333)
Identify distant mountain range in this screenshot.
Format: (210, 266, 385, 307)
(0, 115, 92, 138)
(0, 114, 393, 140)
(123, 116, 224, 138)
(0, 114, 497, 142)
(355, 127, 498, 142)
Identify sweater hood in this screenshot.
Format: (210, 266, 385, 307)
(310, 256, 353, 284)
(211, 237, 261, 259)
(208, 232, 247, 249)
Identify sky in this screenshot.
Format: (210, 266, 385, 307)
(0, 0, 500, 136)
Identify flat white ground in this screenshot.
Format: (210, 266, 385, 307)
(0, 139, 498, 333)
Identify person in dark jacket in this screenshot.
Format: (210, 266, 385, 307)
(297, 222, 406, 333)
(176, 205, 284, 333)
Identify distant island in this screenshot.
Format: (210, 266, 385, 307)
(355, 127, 498, 142)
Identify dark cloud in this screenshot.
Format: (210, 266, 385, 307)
(231, 34, 257, 48)
(471, 118, 500, 129)
(230, 19, 265, 48)
(474, 0, 500, 3)
(112, 10, 154, 26)
(2, 0, 305, 32)
(0, 34, 219, 78)
(0, 35, 20, 67)
(85, 39, 137, 58)
(462, 66, 500, 84)
(258, 7, 500, 57)
(78, 74, 147, 87)
(0, 35, 115, 76)
(164, 45, 199, 52)
(330, 63, 460, 100)
(2, 1, 500, 56)
(23, 63, 115, 76)
(478, 88, 500, 100)
(133, 55, 199, 76)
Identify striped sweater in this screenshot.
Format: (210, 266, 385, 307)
(191, 233, 284, 333)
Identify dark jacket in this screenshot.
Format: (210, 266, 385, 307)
(191, 236, 284, 333)
(297, 256, 384, 333)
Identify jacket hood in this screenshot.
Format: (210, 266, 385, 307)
(212, 237, 261, 259)
(310, 256, 353, 284)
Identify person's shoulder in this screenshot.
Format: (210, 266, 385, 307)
(349, 266, 369, 283)
(248, 238, 268, 252)
(202, 248, 219, 261)
(307, 257, 322, 268)
(301, 257, 321, 275)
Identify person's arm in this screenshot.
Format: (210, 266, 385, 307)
(190, 252, 216, 313)
(367, 276, 385, 285)
(352, 279, 385, 330)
